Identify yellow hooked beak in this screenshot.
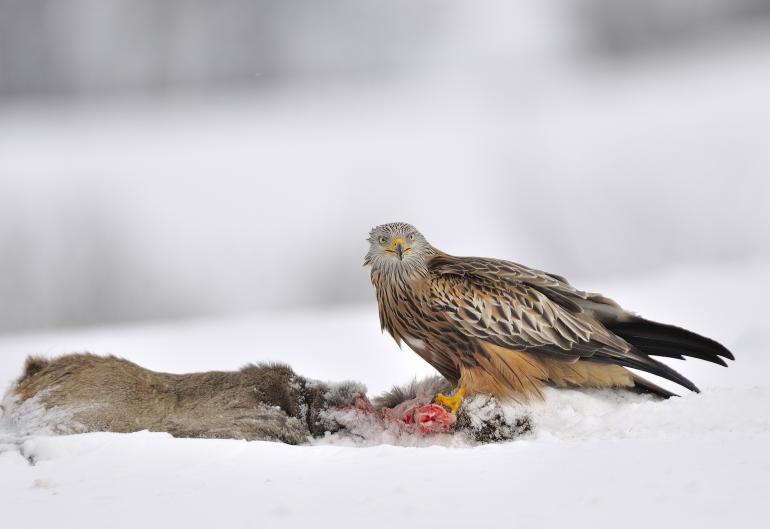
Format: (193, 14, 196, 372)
(387, 238, 412, 261)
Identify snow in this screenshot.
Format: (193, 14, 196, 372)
(1, 260, 769, 528)
(1, 429, 766, 528)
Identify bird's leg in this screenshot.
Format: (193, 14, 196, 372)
(435, 387, 466, 414)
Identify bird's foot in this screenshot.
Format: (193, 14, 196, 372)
(435, 387, 466, 414)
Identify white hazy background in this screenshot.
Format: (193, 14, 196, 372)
(1, 0, 769, 334)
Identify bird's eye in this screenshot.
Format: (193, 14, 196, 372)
(408, 233, 415, 241)
(378, 236, 388, 244)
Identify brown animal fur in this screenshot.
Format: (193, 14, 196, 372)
(5, 353, 547, 445)
(21, 356, 49, 380)
(9, 353, 362, 444)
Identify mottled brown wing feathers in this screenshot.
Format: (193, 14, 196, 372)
(427, 254, 700, 392)
(429, 256, 616, 361)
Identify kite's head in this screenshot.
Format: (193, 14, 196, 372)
(364, 222, 431, 274)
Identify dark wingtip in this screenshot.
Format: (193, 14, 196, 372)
(608, 319, 735, 368)
(682, 378, 700, 393)
(636, 354, 701, 394)
(631, 373, 680, 398)
(711, 356, 728, 367)
(708, 339, 734, 361)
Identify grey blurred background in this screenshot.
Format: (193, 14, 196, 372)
(1, 0, 769, 334)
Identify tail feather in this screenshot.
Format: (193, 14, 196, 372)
(613, 354, 700, 393)
(601, 318, 733, 393)
(607, 318, 734, 366)
(628, 336, 727, 366)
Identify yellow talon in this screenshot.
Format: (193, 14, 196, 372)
(435, 387, 466, 414)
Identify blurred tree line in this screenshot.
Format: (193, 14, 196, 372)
(1, 0, 769, 99)
(0, 0, 445, 98)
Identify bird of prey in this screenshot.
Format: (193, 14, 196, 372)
(365, 222, 733, 411)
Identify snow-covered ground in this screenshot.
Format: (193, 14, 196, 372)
(1, 260, 768, 528)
